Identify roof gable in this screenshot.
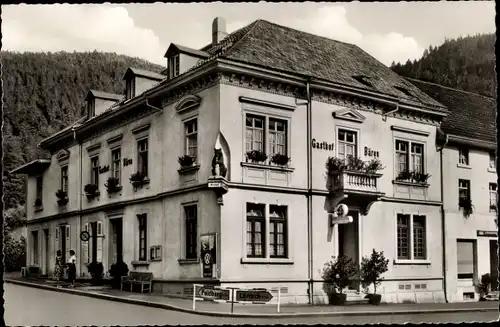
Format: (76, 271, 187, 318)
(122, 67, 164, 81)
(85, 89, 122, 102)
(165, 43, 209, 59)
(200, 19, 445, 110)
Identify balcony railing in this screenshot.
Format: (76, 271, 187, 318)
(329, 170, 382, 194)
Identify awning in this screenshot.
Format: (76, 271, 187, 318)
(10, 159, 51, 175)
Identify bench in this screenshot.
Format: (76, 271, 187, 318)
(121, 271, 153, 293)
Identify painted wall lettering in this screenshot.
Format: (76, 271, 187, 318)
(99, 165, 110, 174)
(123, 158, 133, 166)
(312, 138, 335, 151)
(364, 146, 380, 158)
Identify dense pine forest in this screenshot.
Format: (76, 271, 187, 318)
(2, 51, 165, 210)
(391, 33, 496, 98)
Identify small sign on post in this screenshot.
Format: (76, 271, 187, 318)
(236, 289, 273, 303)
(192, 284, 230, 311)
(80, 231, 90, 242)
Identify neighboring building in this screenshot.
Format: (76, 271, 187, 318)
(408, 78, 498, 302)
(12, 18, 454, 304)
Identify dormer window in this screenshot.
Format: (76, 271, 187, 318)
(88, 100, 95, 117)
(169, 55, 180, 78)
(352, 75, 373, 88)
(126, 78, 136, 100)
(394, 86, 414, 98)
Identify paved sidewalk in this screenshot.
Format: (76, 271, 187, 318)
(5, 275, 499, 318)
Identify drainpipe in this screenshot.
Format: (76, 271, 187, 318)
(438, 131, 449, 303)
(305, 78, 314, 304)
(72, 126, 83, 277)
(381, 101, 400, 122)
(145, 98, 164, 113)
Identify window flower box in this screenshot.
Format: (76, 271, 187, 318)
(246, 150, 268, 164)
(105, 177, 122, 194)
(459, 198, 474, 218)
(129, 171, 149, 188)
(270, 153, 291, 167)
(55, 189, 68, 206)
(177, 155, 200, 176)
(84, 183, 100, 200)
(34, 198, 43, 211)
(394, 171, 431, 186)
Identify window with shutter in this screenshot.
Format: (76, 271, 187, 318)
(65, 225, 71, 263)
(97, 221, 103, 263)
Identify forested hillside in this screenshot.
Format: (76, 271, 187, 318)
(391, 33, 496, 97)
(2, 51, 165, 209)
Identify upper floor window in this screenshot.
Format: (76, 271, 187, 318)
(61, 166, 68, 193)
(111, 148, 121, 184)
(489, 151, 496, 169)
(397, 214, 427, 261)
(458, 179, 471, 205)
(489, 183, 497, 212)
(185, 119, 198, 159)
(36, 176, 43, 202)
(137, 214, 147, 261)
(88, 100, 95, 118)
(137, 139, 148, 176)
(337, 129, 357, 160)
(169, 55, 180, 78)
(184, 205, 198, 260)
(90, 156, 99, 185)
(459, 147, 469, 166)
(245, 114, 288, 159)
(395, 140, 424, 176)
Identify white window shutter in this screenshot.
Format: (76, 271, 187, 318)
(83, 223, 89, 264)
(65, 225, 71, 261)
(97, 221, 103, 263)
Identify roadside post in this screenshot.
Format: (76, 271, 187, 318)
(226, 287, 239, 314)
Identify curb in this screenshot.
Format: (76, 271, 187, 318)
(6, 279, 498, 318)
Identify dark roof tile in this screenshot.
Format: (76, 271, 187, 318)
(408, 78, 496, 143)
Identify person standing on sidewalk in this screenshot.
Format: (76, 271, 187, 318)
(54, 250, 64, 288)
(67, 250, 77, 288)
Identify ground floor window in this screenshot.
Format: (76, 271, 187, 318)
(246, 202, 289, 259)
(31, 230, 39, 265)
(396, 214, 427, 260)
(457, 239, 476, 279)
(184, 205, 198, 260)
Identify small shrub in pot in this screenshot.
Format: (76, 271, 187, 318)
(360, 249, 389, 305)
(109, 260, 129, 289)
(321, 255, 359, 305)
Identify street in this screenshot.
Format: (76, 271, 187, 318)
(4, 283, 499, 325)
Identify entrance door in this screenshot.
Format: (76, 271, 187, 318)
(490, 240, 498, 291)
(109, 218, 123, 266)
(90, 222, 98, 263)
(44, 229, 49, 275)
(338, 211, 360, 290)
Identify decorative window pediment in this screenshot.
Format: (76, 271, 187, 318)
(86, 143, 101, 156)
(56, 149, 70, 164)
(175, 95, 201, 114)
(333, 108, 366, 123)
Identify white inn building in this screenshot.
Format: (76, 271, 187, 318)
(11, 18, 498, 304)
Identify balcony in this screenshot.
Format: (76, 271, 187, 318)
(327, 170, 385, 215)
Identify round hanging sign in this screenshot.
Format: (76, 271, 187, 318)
(80, 231, 90, 242)
(335, 204, 349, 217)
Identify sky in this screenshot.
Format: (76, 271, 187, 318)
(2, 1, 496, 67)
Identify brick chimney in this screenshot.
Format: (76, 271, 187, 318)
(212, 17, 228, 45)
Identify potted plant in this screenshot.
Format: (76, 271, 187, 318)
(459, 198, 474, 218)
(413, 172, 431, 184)
(86, 261, 104, 286)
(346, 155, 365, 171)
(105, 177, 122, 194)
(55, 189, 68, 206)
(34, 198, 42, 207)
(178, 155, 195, 168)
(360, 249, 389, 305)
(84, 183, 100, 200)
(364, 159, 385, 174)
(270, 153, 290, 166)
(326, 157, 347, 174)
(395, 170, 413, 182)
(475, 273, 492, 301)
(109, 259, 129, 289)
(129, 171, 147, 187)
(321, 255, 359, 305)
(246, 150, 268, 164)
